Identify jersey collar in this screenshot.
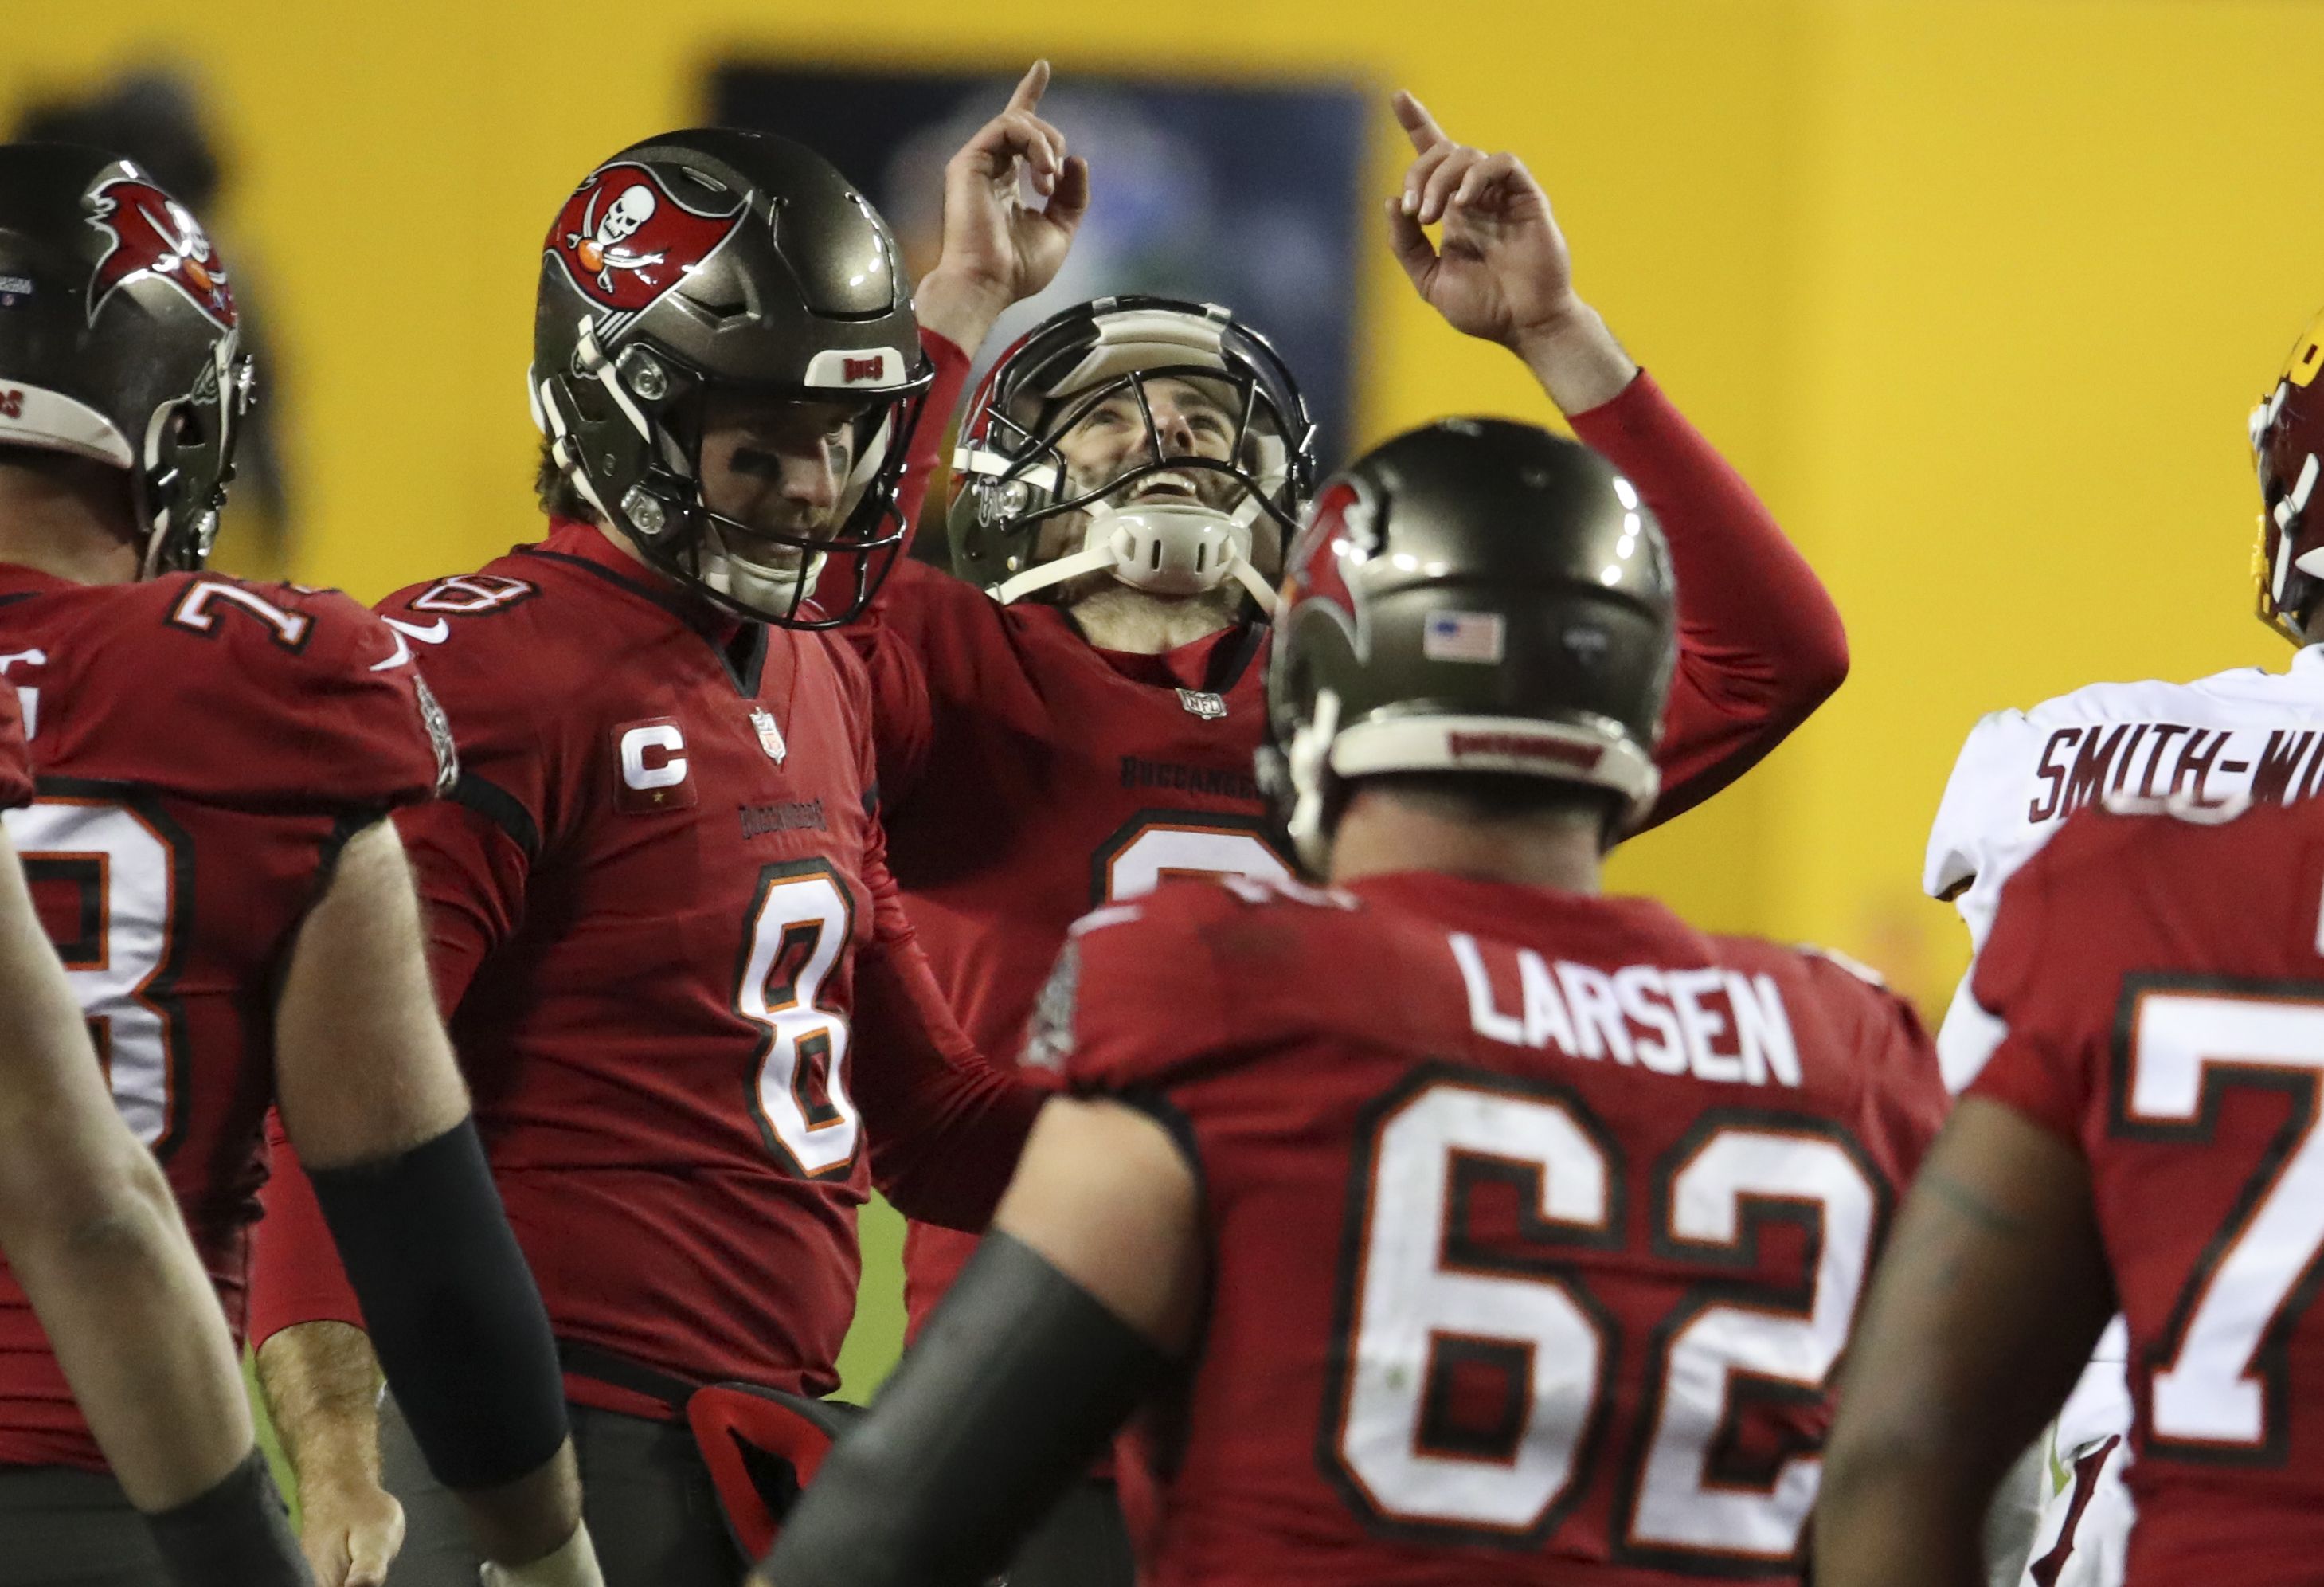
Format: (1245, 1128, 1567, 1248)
(1080, 617, 1267, 695)
(525, 518, 766, 694)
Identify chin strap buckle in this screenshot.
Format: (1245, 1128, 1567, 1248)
(986, 499, 1277, 615)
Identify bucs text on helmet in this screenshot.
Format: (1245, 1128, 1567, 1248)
(0, 143, 253, 576)
(1260, 418, 1676, 874)
(2253, 305, 2324, 644)
(532, 129, 933, 629)
(945, 296, 1317, 613)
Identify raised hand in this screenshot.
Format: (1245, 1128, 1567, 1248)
(1385, 91, 1582, 351)
(1385, 90, 1634, 413)
(915, 61, 1092, 354)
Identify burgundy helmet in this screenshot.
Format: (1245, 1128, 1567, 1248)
(2252, 306, 2324, 643)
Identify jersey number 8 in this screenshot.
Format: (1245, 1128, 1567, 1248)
(3, 793, 190, 1153)
(737, 860, 861, 1178)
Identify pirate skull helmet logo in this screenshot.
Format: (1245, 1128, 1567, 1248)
(544, 163, 746, 315)
(570, 182, 661, 292)
(85, 175, 237, 329)
(1280, 473, 1383, 662)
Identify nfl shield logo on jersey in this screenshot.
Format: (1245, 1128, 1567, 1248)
(749, 707, 788, 764)
(1177, 688, 1227, 721)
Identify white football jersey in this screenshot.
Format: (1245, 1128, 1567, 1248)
(1930, 646, 2324, 1530)
(1926, 645, 2324, 1089)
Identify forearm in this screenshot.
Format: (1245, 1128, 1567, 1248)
(11, 1162, 252, 1511)
(1819, 1105, 2113, 1587)
(1567, 367, 1844, 705)
(762, 1232, 1162, 1587)
(0, 879, 252, 1511)
(867, 1072, 1046, 1230)
(913, 272, 1008, 362)
(1816, 1440, 1996, 1587)
(1567, 365, 1846, 822)
(890, 327, 975, 553)
(278, 820, 581, 1566)
(855, 931, 1046, 1229)
(307, 1120, 579, 1563)
(256, 1320, 384, 1505)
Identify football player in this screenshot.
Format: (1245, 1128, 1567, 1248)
(0, 147, 599, 1587)
(1916, 304, 2324, 1585)
(0, 682, 317, 1584)
(246, 125, 1047, 1587)
(761, 416, 1947, 1587)
(861, 83, 1855, 1579)
(1821, 787, 2324, 1587)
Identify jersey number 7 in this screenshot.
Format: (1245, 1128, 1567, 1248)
(2119, 985, 2324, 1460)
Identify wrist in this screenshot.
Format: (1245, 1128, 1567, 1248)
(913, 268, 1011, 359)
(1509, 300, 1638, 417)
(482, 1519, 605, 1587)
(293, 1465, 388, 1506)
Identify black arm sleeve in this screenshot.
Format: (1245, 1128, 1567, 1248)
(765, 1232, 1169, 1587)
(143, 1446, 311, 1587)
(307, 1117, 570, 1491)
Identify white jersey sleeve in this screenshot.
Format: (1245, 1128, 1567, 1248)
(1925, 710, 2044, 1088)
(1924, 709, 2035, 917)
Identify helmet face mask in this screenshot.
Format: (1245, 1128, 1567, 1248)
(0, 145, 252, 578)
(2253, 307, 2324, 645)
(139, 334, 254, 576)
(531, 132, 931, 629)
(949, 299, 1317, 611)
(1261, 420, 1677, 877)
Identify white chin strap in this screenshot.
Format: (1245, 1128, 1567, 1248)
(1284, 688, 1344, 874)
(694, 520, 827, 620)
(2284, 453, 2324, 601)
(987, 500, 1277, 613)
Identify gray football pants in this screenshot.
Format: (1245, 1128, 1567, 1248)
(0, 1466, 170, 1587)
(381, 1393, 743, 1587)
(381, 1392, 1136, 1587)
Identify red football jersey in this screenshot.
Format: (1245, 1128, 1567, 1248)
(0, 562, 448, 1471)
(247, 520, 1039, 1413)
(1969, 796, 2324, 1585)
(0, 681, 28, 809)
(1040, 871, 1943, 1586)
(874, 335, 1853, 1334)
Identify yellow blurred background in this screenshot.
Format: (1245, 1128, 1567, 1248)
(9, 0, 2320, 1393)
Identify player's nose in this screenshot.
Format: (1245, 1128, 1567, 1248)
(1153, 404, 1197, 457)
(777, 443, 841, 514)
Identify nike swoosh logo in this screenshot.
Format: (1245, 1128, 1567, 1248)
(369, 630, 415, 672)
(383, 617, 451, 644)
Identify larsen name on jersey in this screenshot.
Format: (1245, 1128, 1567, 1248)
(1453, 937, 1802, 1087)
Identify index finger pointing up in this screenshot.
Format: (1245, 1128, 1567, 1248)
(1009, 60, 1054, 116)
(1393, 90, 1446, 153)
